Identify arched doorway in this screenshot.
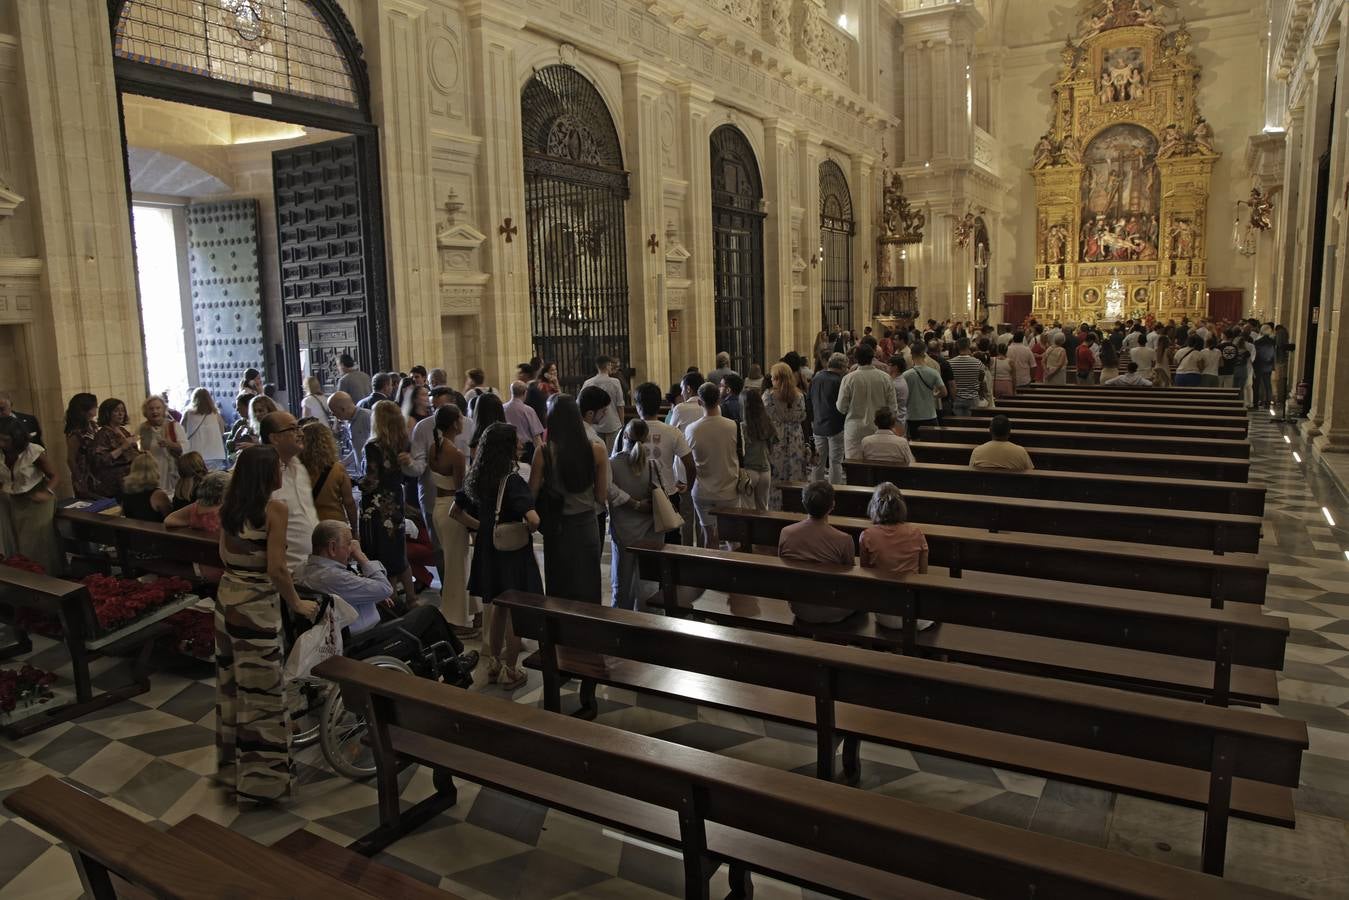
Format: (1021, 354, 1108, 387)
(109, 0, 389, 409)
(521, 65, 630, 395)
(710, 125, 765, 374)
(818, 159, 854, 335)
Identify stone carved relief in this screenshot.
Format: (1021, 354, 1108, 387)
(659, 97, 677, 172)
(762, 0, 791, 49)
(437, 189, 489, 316)
(711, 0, 760, 29)
(425, 10, 463, 121)
(795, 4, 849, 83)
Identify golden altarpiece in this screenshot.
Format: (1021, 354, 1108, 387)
(1031, 1, 1217, 326)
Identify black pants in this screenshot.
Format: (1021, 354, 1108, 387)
(346, 605, 464, 660)
(665, 492, 684, 545)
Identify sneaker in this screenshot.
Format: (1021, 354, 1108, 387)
(497, 667, 528, 690)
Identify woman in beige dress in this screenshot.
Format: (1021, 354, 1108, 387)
(428, 404, 479, 636)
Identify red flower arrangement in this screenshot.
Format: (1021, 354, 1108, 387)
(166, 609, 215, 660)
(0, 664, 57, 714)
(1, 554, 45, 575)
(80, 574, 193, 633)
(2, 556, 64, 638)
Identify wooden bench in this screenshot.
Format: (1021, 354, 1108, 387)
(1022, 383, 1243, 398)
(778, 480, 1262, 553)
(0, 565, 175, 737)
(633, 543, 1284, 706)
(842, 461, 1266, 516)
(977, 400, 1250, 429)
(316, 655, 1290, 894)
(949, 412, 1249, 440)
(911, 425, 1251, 459)
(2, 775, 454, 899)
(715, 506, 1268, 607)
(502, 592, 1305, 877)
(906, 442, 1251, 482)
(57, 507, 220, 580)
(1016, 388, 1247, 407)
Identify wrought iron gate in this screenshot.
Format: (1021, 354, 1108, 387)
(522, 65, 630, 395)
(710, 125, 765, 374)
(819, 159, 854, 335)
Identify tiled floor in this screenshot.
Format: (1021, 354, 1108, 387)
(2, 413, 1349, 897)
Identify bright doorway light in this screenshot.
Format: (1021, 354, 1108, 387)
(132, 205, 190, 405)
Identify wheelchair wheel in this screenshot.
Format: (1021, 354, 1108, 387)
(320, 655, 414, 780)
(289, 677, 330, 749)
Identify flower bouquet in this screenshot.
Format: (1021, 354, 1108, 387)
(0, 664, 57, 715)
(166, 609, 215, 660)
(81, 573, 193, 635)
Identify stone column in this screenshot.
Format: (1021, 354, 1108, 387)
(1273, 108, 1304, 328)
(15, 0, 142, 448)
(364, 0, 441, 369)
(764, 120, 798, 361)
(851, 152, 877, 339)
(464, 2, 530, 390)
(676, 83, 716, 374)
(620, 61, 670, 388)
(1307, 37, 1349, 432)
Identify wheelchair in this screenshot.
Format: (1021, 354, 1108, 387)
(283, 592, 466, 781)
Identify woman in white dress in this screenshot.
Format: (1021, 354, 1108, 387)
(181, 388, 227, 463)
(138, 395, 182, 494)
(300, 376, 330, 425)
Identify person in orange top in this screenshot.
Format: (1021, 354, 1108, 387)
(858, 481, 933, 632)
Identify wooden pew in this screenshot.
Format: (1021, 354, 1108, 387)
(842, 461, 1265, 516)
(777, 481, 1262, 554)
(979, 400, 1249, 428)
(955, 412, 1248, 440)
(0, 564, 175, 737)
(502, 592, 1305, 877)
(317, 655, 1291, 893)
(997, 394, 1247, 412)
(715, 506, 1268, 607)
(57, 507, 220, 578)
(1019, 386, 1246, 405)
(1022, 383, 1243, 398)
(632, 543, 1284, 706)
(3, 775, 451, 899)
(911, 425, 1251, 459)
(905, 442, 1251, 482)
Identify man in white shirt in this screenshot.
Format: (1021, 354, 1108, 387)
(636, 382, 696, 543)
(581, 355, 625, 451)
(859, 409, 913, 464)
(260, 412, 319, 574)
(666, 372, 705, 432)
(1005, 332, 1035, 388)
(1105, 362, 1153, 386)
(684, 383, 739, 549)
(1146, 325, 1163, 350)
(1129, 340, 1156, 378)
(402, 387, 460, 552)
(836, 343, 898, 459)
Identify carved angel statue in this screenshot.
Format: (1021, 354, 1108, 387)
(1047, 223, 1069, 264)
(1239, 186, 1274, 231)
(1192, 117, 1215, 154)
(1059, 39, 1080, 75)
(1058, 135, 1083, 166)
(1157, 123, 1184, 159)
(1032, 133, 1057, 170)
(949, 209, 983, 249)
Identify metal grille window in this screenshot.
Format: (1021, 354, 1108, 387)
(522, 66, 630, 395)
(113, 0, 358, 108)
(710, 125, 765, 375)
(819, 159, 854, 335)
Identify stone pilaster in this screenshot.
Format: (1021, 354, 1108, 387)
(365, 0, 440, 370)
(464, 2, 529, 389)
(850, 153, 876, 340)
(676, 83, 716, 375)
(16, 0, 142, 451)
(763, 120, 798, 361)
(620, 61, 670, 387)
(1307, 36, 1349, 432)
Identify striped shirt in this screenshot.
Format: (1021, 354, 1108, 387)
(947, 354, 985, 401)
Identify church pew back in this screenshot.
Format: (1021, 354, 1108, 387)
(904, 442, 1250, 482)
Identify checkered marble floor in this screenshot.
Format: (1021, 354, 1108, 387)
(2, 414, 1348, 898)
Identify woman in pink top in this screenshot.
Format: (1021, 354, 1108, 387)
(857, 482, 933, 632)
(165, 470, 229, 581)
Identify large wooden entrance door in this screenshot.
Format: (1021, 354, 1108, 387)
(273, 136, 388, 396)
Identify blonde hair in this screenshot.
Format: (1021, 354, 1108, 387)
(196, 470, 230, 508)
(372, 399, 409, 453)
(122, 452, 161, 493)
(141, 395, 166, 419)
(248, 394, 278, 433)
(769, 362, 799, 402)
(620, 418, 649, 474)
(305, 375, 323, 397)
(177, 451, 207, 480)
(189, 388, 217, 416)
(299, 421, 339, 483)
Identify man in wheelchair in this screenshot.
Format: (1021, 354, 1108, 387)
(298, 520, 479, 687)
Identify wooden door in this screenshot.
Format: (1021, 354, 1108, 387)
(1003, 292, 1032, 326)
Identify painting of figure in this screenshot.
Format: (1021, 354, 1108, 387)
(1100, 47, 1146, 103)
(1079, 124, 1161, 263)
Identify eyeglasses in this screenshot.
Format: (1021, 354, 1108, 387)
(272, 426, 301, 435)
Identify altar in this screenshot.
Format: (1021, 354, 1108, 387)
(1030, 1, 1217, 326)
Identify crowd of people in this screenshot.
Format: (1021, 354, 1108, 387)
(0, 312, 1293, 807)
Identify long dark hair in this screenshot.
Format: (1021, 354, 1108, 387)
(741, 388, 777, 444)
(64, 393, 98, 435)
(0, 417, 29, 456)
(543, 395, 595, 494)
(220, 445, 281, 535)
(463, 422, 519, 507)
(1099, 341, 1118, 367)
(432, 404, 463, 455)
(470, 392, 506, 450)
(97, 398, 126, 428)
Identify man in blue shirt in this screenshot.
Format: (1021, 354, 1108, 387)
(298, 520, 477, 682)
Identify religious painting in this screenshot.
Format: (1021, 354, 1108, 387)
(1133, 287, 1149, 304)
(1098, 47, 1146, 103)
(1079, 124, 1161, 263)
(1083, 288, 1100, 305)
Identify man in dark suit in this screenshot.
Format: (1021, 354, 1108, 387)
(0, 392, 41, 447)
(357, 372, 396, 410)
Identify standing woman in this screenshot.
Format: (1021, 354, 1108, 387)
(138, 395, 183, 494)
(1042, 333, 1069, 384)
(63, 393, 99, 500)
(0, 417, 61, 574)
(738, 388, 776, 512)
(1030, 328, 1047, 382)
(359, 400, 418, 602)
(299, 376, 330, 425)
(991, 344, 1015, 399)
(91, 398, 140, 498)
(530, 395, 608, 606)
(468, 392, 507, 462)
(763, 362, 806, 510)
(181, 388, 227, 463)
(215, 445, 317, 807)
(1098, 340, 1120, 384)
(451, 422, 541, 689)
(428, 405, 477, 635)
(607, 418, 658, 610)
(298, 422, 357, 531)
(402, 383, 431, 428)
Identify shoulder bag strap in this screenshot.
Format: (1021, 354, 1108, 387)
(495, 473, 510, 520)
(311, 464, 333, 500)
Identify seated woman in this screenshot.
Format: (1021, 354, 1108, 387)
(118, 453, 171, 522)
(172, 451, 208, 511)
(165, 470, 230, 581)
(859, 409, 913, 464)
(857, 482, 932, 631)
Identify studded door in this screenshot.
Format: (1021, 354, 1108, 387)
(273, 136, 382, 398)
(186, 199, 265, 409)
